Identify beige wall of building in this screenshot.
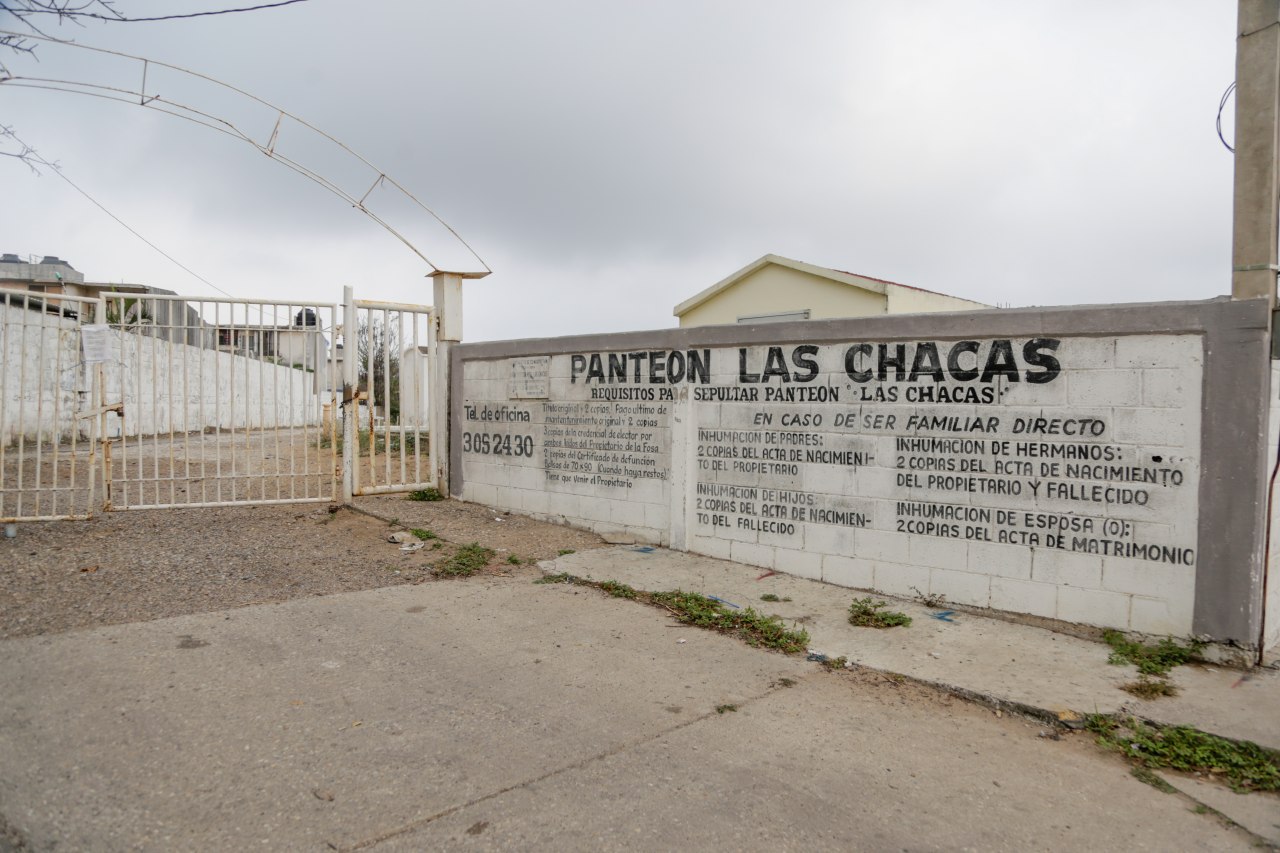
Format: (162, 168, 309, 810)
(674, 254, 989, 328)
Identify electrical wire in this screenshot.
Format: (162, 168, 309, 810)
(1217, 80, 1236, 153)
(1, 126, 235, 299)
(0, 29, 492, 276)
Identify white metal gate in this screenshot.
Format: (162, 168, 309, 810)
(344, 293, 439, 497)
(0, 291, 102, 522)
(1, 287, 442, 520)
(99, 293, 342, 510)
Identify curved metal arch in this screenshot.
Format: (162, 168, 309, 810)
(0, 29, 491, 278)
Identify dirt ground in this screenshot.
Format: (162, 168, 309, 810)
(0, 497, 604, 640)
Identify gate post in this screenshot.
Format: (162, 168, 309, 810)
(341, 285, 356, 504)
(431, 272, 464, 490)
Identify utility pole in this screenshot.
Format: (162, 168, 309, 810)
(1232, 0, 1280, 308)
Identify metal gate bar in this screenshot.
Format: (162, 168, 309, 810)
(0, 291, 101, 522)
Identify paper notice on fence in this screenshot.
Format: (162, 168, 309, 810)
(80, 325, 112, 364)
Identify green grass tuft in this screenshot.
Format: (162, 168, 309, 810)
(598, 580, 639, 599)
(1122, 676, 1179, 700)
(650, 590, 810, 653)
(434, 543, 495, 577)
(529, 576, 808, 654)
(1088, 715, 1280, 793)
(407, 487, 444, 502)
(411, 528, 438, 541)
(847, 597, 912, 628)
(1102, 629, 1204, 677)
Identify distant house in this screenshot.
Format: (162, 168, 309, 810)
(0, 253, 204, 344)
(673, 254, 989, 327)
(0, 253, 152, 305)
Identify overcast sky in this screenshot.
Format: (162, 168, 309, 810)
(0, 1, 1241, 341)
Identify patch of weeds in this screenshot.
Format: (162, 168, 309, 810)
(407, 487, 444, 502)
(821, 656, 849, 672)
(598, 580, 639, 599)
(557, 549, 576, 556)
(411, 528, 438, 541)
(1123, 676, 1179, 700)
(1103, 629, 1204, 677)
(760, 593, 781, 602)
(528, 576, 809, 655)
(848, 597, 912, 629)
(1088, 715, 1280, 793)
(773, 677, 797, 688)
(1130, 766, 1177, 793)
(910, 585, 947, 608)
(714, 704, 738, 714)
(506, 555, 521, 565)
(534, 572, 577, 585)
(431, 542, 443, 550)
(434, 543, 495, 578)
(650, 590, 810, 654)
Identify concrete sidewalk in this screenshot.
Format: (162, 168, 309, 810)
(545, 546, 1280, 752)
(0, 575, 1266, 851)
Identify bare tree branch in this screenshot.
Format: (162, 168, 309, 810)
(0, 1, 311, 25)
(0, 123, 57, 173)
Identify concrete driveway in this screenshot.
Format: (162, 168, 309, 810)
(0, 575, 1260, 851)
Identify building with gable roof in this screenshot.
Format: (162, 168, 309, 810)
(673, 254, 989, 327)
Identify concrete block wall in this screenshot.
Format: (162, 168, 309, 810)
(458, 357, 672, 543)
(454, 298, 1274, 651)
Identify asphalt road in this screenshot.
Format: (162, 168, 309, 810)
(0, 574, 1260, 852)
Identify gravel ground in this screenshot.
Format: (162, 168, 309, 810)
(0, 499, 604, 641)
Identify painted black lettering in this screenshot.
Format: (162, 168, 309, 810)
(908, 342, 945, 383)
(1024, 338, 1062, 384)
(844, 343, 873, 382)
(946, 341, 980, 382)
(878, 343, 907, 381)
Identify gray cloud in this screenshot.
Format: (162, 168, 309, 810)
(0, 1, 1239, 340)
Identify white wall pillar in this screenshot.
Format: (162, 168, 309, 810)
(431, 272, 464, 491)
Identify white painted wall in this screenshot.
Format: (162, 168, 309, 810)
(461, 334, 1203, 638)
(101, 328, 321, 438)
(0, 302, 87, 446)
(2, 301, 323, 445)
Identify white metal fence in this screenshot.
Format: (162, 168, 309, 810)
(0, 291, 102, 522)
(1, 287, 440, 520)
